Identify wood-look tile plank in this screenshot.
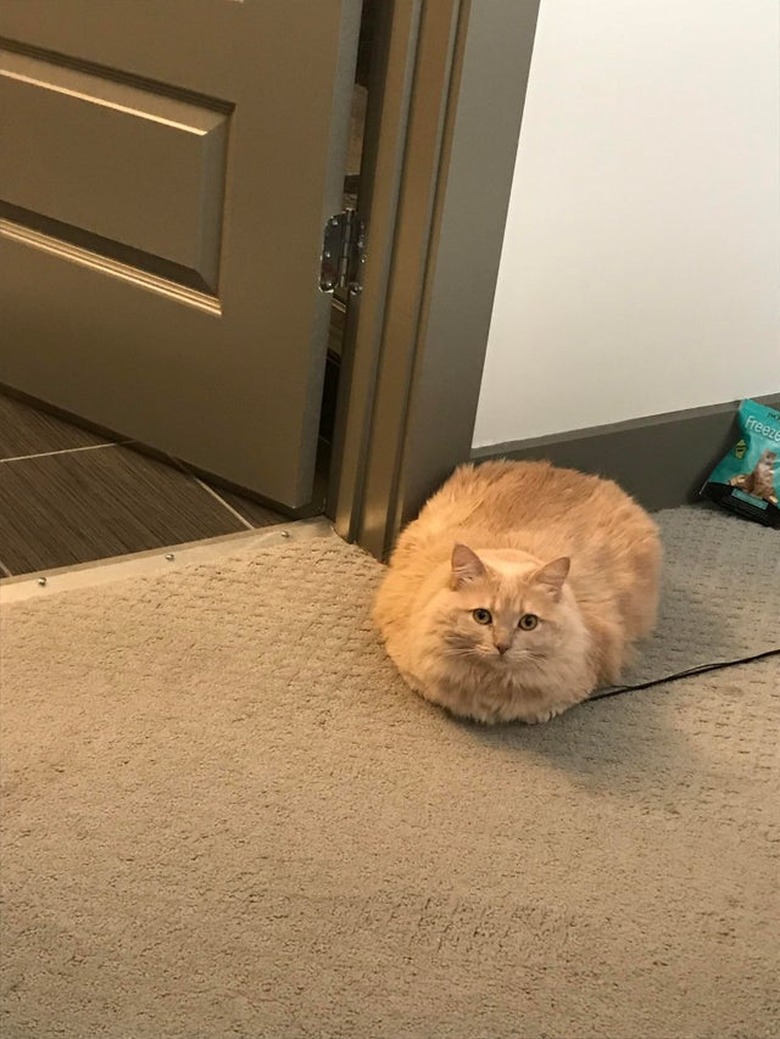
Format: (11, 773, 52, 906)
(210, 486, 289, 528)
(209, 437, 330, 528)
(0, 445, 248, 575)
(0, 393, 113, 460)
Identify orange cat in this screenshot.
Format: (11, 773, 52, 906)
(729, 449, 778, 505)
(373, 460, 662, 724)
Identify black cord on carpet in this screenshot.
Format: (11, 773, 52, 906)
(588, 647, 780, 702)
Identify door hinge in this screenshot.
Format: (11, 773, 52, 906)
(319, 209, 365, 296)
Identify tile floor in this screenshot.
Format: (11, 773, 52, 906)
(0, 392, 306, 578)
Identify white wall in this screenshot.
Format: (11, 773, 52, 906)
(473, 0, 780, 449)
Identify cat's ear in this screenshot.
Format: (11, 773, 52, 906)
(450, 544, 486, 588)
(531, 557, 570, 600)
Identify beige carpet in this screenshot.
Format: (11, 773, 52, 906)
(1, 507, 778, 1039)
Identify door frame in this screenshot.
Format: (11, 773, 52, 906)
(330, 0, 541, 559)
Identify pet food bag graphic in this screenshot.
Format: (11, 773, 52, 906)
(701, 399, 780, 527)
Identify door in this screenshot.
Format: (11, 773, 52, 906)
(0, 0, 361, 509)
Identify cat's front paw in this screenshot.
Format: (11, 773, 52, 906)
(523, 711, 555, 724)
(521, 703, 569, 724)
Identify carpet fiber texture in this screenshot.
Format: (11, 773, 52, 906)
(1, 506, 778, 1039)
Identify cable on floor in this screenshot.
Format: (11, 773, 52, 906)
(588, 647, 780, 703)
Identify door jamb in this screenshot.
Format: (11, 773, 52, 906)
(329, 0, 541, 559)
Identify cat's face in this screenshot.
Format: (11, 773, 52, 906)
(431, 544, 572, 669)
(758, 450, 777, 471)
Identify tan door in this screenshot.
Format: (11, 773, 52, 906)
(0, 0, 360, 508)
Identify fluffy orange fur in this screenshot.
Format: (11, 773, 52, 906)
(373, 460, 662, 724)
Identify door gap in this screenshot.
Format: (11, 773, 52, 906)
(318, 0, 378, 465)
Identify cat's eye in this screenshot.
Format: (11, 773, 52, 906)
(472, 608, 492, 625)
(518, 614, 538, 631)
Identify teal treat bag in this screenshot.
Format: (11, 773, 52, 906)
(701, 399, 780, 527)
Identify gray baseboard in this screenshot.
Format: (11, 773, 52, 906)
(470, 394, 780, 512)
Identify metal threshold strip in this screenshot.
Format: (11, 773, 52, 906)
(0, 518, 335, 604)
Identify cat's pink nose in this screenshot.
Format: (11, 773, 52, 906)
(495, 642, 511, 655)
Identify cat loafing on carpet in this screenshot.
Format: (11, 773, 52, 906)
(373, 460, 661, 724)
